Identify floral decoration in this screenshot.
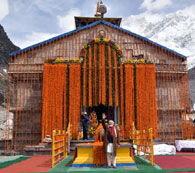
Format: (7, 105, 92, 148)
(88, 111, 98, 138)
(80, 38, 123, 60)
(45, 58, 81, 64)
(123, 59, 152, 64)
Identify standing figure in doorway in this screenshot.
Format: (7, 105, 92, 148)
(102, 113, 120, 168)
(81, 112, 89, 140)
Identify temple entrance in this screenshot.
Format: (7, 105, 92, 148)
(86, 104, 114, 123)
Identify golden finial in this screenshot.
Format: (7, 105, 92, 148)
(95, 0, 101, 18)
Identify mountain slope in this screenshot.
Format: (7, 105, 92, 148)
(0, 24, 20, 67)
(122, 5, 195, 69)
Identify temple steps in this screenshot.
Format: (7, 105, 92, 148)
(70, 140, 95, 154)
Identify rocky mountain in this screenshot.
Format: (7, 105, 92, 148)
(0, 24, 19, 139)
(122, 5, 195, 110)
(0, 24, 20, 67)
(122, 5, 195, 70)
(0, 24, 19, 106)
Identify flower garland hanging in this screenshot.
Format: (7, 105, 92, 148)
(123, 59, 152, 64)
(80, 38, 123, 60)
(45, 58, 81, 64)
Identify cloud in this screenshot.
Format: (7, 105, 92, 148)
(122, 12, 163, 35)
(0, 0, 9, 21)
(14, 32, 59, 49)
(140, 0, 173, 11)
(57, 8, 81, 32)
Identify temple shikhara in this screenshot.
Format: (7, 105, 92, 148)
(5, 1, 193, 151)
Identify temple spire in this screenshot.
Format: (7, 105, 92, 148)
(94, 0, 101, 18)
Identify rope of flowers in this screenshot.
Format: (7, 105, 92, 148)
(117, 51, 121, 124)
(105, 44, 109, 106)
(66, 64, 69, 129)
(88, 47, 92, 106)
(137, 64, 143, 131)
(57, 65, 63, 130)
(46, 57, 81, 64)
(91, 43, 95, 106)
(102, 43, 106, 105)
(94, 44, 97, 105)
(124, 65, 134, 138)
(75, 64, 81, 138)
(83, 54, 86, 107)
(120, 64, 124, 136)
(86, 48, 89, 108)
(69, 64, 73, 136)
(111, 48, 115, 106)
(123, 59, 152, 64)
(114, 50, 119, 107)
(108, 46, 112, 106)
(80, 56, 83, 110)
(133, 64, 137, 129)
(123, 64, 126, 130)
(99, 44, 102, 104)
(96, 43, 99, 105)
(63, 64, 67, 130)
(135, 64, 157, 136)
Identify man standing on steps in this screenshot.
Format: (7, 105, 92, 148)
(81, 112, 89, 140)
(102, 113, 120, 168)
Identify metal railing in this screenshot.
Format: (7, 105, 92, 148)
(52, 129, 69, 168)
(130, 125, 154, 166)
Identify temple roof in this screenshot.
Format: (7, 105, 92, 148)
(74, 16, 122, 28)
(9, 20, 187, 59)
(75, 1, 121, 28)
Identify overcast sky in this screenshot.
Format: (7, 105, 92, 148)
(0, 0, 194, 48)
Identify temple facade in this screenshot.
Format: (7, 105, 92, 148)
(6, 2, 192, 151)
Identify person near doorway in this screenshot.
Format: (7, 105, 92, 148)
(102, 113, 120, 168)
(81, 112, 89, 140)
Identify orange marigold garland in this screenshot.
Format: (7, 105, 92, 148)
(120, 64, 124, 137)
(83, 54, 87, 106)
(114, 50, 119, 107)
(89, 47, 92, 106)
(124, 64, 134, 138)
(102, 43, 106, 105)
(136, 64, 157, 137)
(108, 46, 112, 106)
(63, 64, 67, 130)
(94, 44, 97, 106)
(99, 44, 102, 104)
(42, 64, 68, 140)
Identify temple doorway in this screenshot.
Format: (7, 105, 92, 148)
(86, 104, 114, 123)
